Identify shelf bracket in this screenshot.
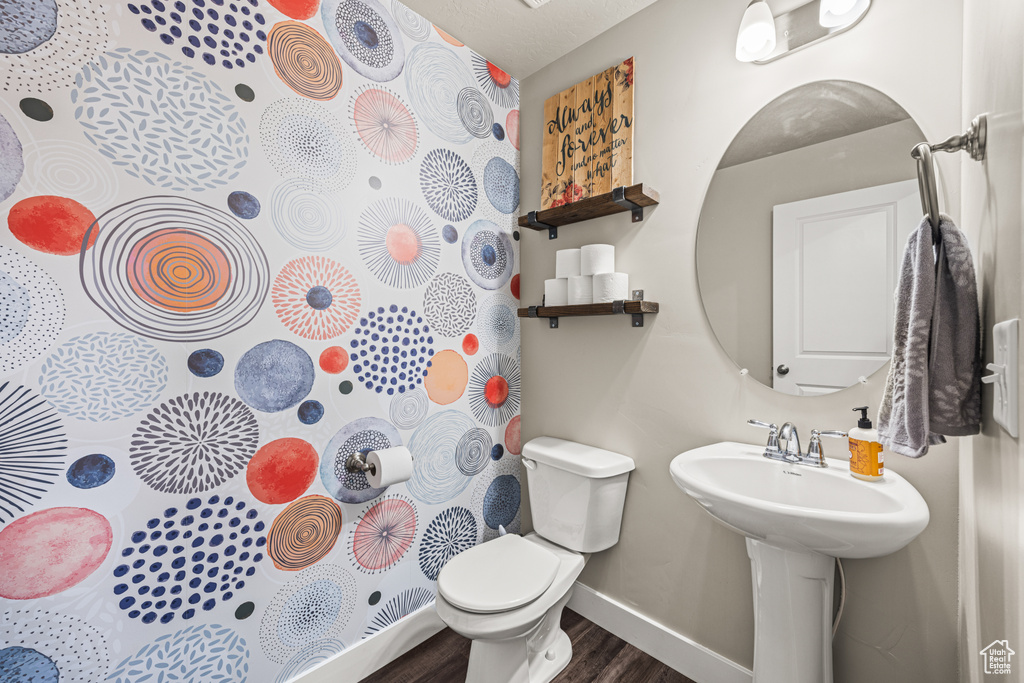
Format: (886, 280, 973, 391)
(612, 187, 644, 223)
(549, 317, 559, 328)
(528, 306, 539, 318)
(527, 211, 558, 239)
(612, 300, 625, 314)
(632, 313, 644, 328)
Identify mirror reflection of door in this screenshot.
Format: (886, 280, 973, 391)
(696, 80, 929, 395)
(772, 180, 918, 395)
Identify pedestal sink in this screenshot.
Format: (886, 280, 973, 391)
(670, 442, 929, 683)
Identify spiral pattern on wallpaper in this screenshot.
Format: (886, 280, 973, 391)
(455, 427, 492, 476)
(388, 388, 429, 430)
(456, 87, 493, 139)
(268, 21, 344, 101)
(267, 494, 344, 571)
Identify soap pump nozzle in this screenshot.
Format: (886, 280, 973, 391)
(853, 406, 872, 429)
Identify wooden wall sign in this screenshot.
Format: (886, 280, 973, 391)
(541, 57, 634, 210)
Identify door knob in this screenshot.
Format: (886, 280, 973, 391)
(777, 364, 790, 376)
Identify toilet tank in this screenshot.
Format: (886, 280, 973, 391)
(522, 437, 635, 553)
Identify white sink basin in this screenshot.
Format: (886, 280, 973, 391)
(670, 441, 931, 683)
(670, 441, 929, 558)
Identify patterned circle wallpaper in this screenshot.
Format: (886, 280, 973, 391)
(0, 0, 519, 678)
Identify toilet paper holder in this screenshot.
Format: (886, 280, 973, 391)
(345, 452, 378, 475)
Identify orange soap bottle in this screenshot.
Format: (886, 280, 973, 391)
(849, 406, 884, 481)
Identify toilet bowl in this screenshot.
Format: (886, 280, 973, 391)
(435, 437, 634, 683)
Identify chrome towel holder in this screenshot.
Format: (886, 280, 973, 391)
(911, 113, 988, 242)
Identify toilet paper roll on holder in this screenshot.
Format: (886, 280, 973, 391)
(345, 450, 413, 475)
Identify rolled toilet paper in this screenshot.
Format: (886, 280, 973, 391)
(593, 272, 629, 303)
(568, 275, 594, 305)
(366, 446, 414, 488)
(544, 278, 569, 306)
(555, 248, 581, 278)
(580, 244, 615, 275)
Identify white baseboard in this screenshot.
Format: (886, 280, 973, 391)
(293, 602, 445, 683)
(567, 582, 753, 683)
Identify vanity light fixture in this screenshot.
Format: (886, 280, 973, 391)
(737, 0, 871, 64)
(735, 0, 777, 62)
(819, 0, 870, 27)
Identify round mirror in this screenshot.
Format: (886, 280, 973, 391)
(696, 81, 925, 396)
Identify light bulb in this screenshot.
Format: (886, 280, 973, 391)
(735, 0, 776, 62)
(819, 0, 870, 28)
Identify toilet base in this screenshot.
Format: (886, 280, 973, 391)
(463, 587, 575, 683)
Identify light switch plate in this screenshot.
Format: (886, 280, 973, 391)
(991, 318, 1018, 438)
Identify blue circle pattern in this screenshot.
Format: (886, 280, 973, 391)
(483, 157, 519, 215)
(441, 225, 458, 244)
(66, 453, 116, 489)
(490, 444, 503, 460)
(127, 0, 266, 70)
(492, 123, 505, 141)
(350, 305, 433, 396)
(188, 348, 225, 377)
(297, 400, 324, 425)
(234, 339, 315, 412)
(0, 646, 59, 683)
(482, 475, 520, 529)
(113, 494, 266, 626)
(228, 191, 261, 219)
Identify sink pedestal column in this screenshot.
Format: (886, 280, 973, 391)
(746, 538, 835, 683)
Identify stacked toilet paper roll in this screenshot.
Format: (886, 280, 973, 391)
(580, 244, 615, 276)
(568, 275, 593, 305)
(555, 249, 581, 278)
(365, 446, 414, 488)
(544, 278, 568, 306)
(593, 272, 629, 303)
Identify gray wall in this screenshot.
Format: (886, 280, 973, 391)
(959, 0, 1023, 680)
(519, 0, 963, 681)
(698, 119, 922, 386)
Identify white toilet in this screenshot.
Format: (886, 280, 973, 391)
(435, 436, 635, 683)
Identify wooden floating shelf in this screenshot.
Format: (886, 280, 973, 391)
(517, 300, 659, 328)
(518, 183, 660, 239)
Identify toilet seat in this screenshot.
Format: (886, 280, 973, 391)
(438, 534, 560, 614)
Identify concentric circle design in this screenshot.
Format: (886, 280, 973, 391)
(468, 353, 520, 427)
(423, 273, 476, 338)
(461, 219, 515, 290)
(388, 388, 428, 430)
(477, 293, 519, 354)
(271, 178, 347, 251)
(406, 410, 475, 504)
(418, 506, 477, 581)
(350, 85, 418, 164)
(0, 245, 64, 375)
(268, 21, 343, 101)
(321, 417, 402, 503)
(456, 87, 493, 139)
(455, 427, 491, 476)
(21, 140, 119, 209)
(420, 148, 478, 222)
(358, 198, 440, 289)
(38, 332, 168, 421)
(261, 97, 357, 192)
(320, 0, 405, 82)
(472, 53, 518, 109)
(130, 392, 261, 494)
(81, 196, 270, 342)
(404, 43, 476, 144)
(391, 0, 431, 41)
(259, 563, 356, 663)
(73, 50, 247, 191)
(267, 495, 344, 571)
(272, 256, 361, 340)
(349, 494, 417, 573)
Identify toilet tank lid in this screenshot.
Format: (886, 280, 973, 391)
(522, 437, 635, 478)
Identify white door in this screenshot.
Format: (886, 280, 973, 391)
(772, 179, 919, 396)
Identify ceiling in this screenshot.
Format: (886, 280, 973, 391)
(400, 0, 661, 78)
(718, 81, 913, 168)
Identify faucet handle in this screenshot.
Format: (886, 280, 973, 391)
(748, 419, 781, 453)
(806, 429, 848, 466)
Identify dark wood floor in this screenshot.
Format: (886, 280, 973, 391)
(360, 608, 696, 683)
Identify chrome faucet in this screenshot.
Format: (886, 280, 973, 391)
(748, 420, 847, 468)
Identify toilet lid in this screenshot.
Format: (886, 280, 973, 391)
(437, 534, 560, 614)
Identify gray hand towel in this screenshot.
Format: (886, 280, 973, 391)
(878, 214, 981, 457)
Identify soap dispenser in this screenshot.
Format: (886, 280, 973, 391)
(849, 406, 884, 481)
